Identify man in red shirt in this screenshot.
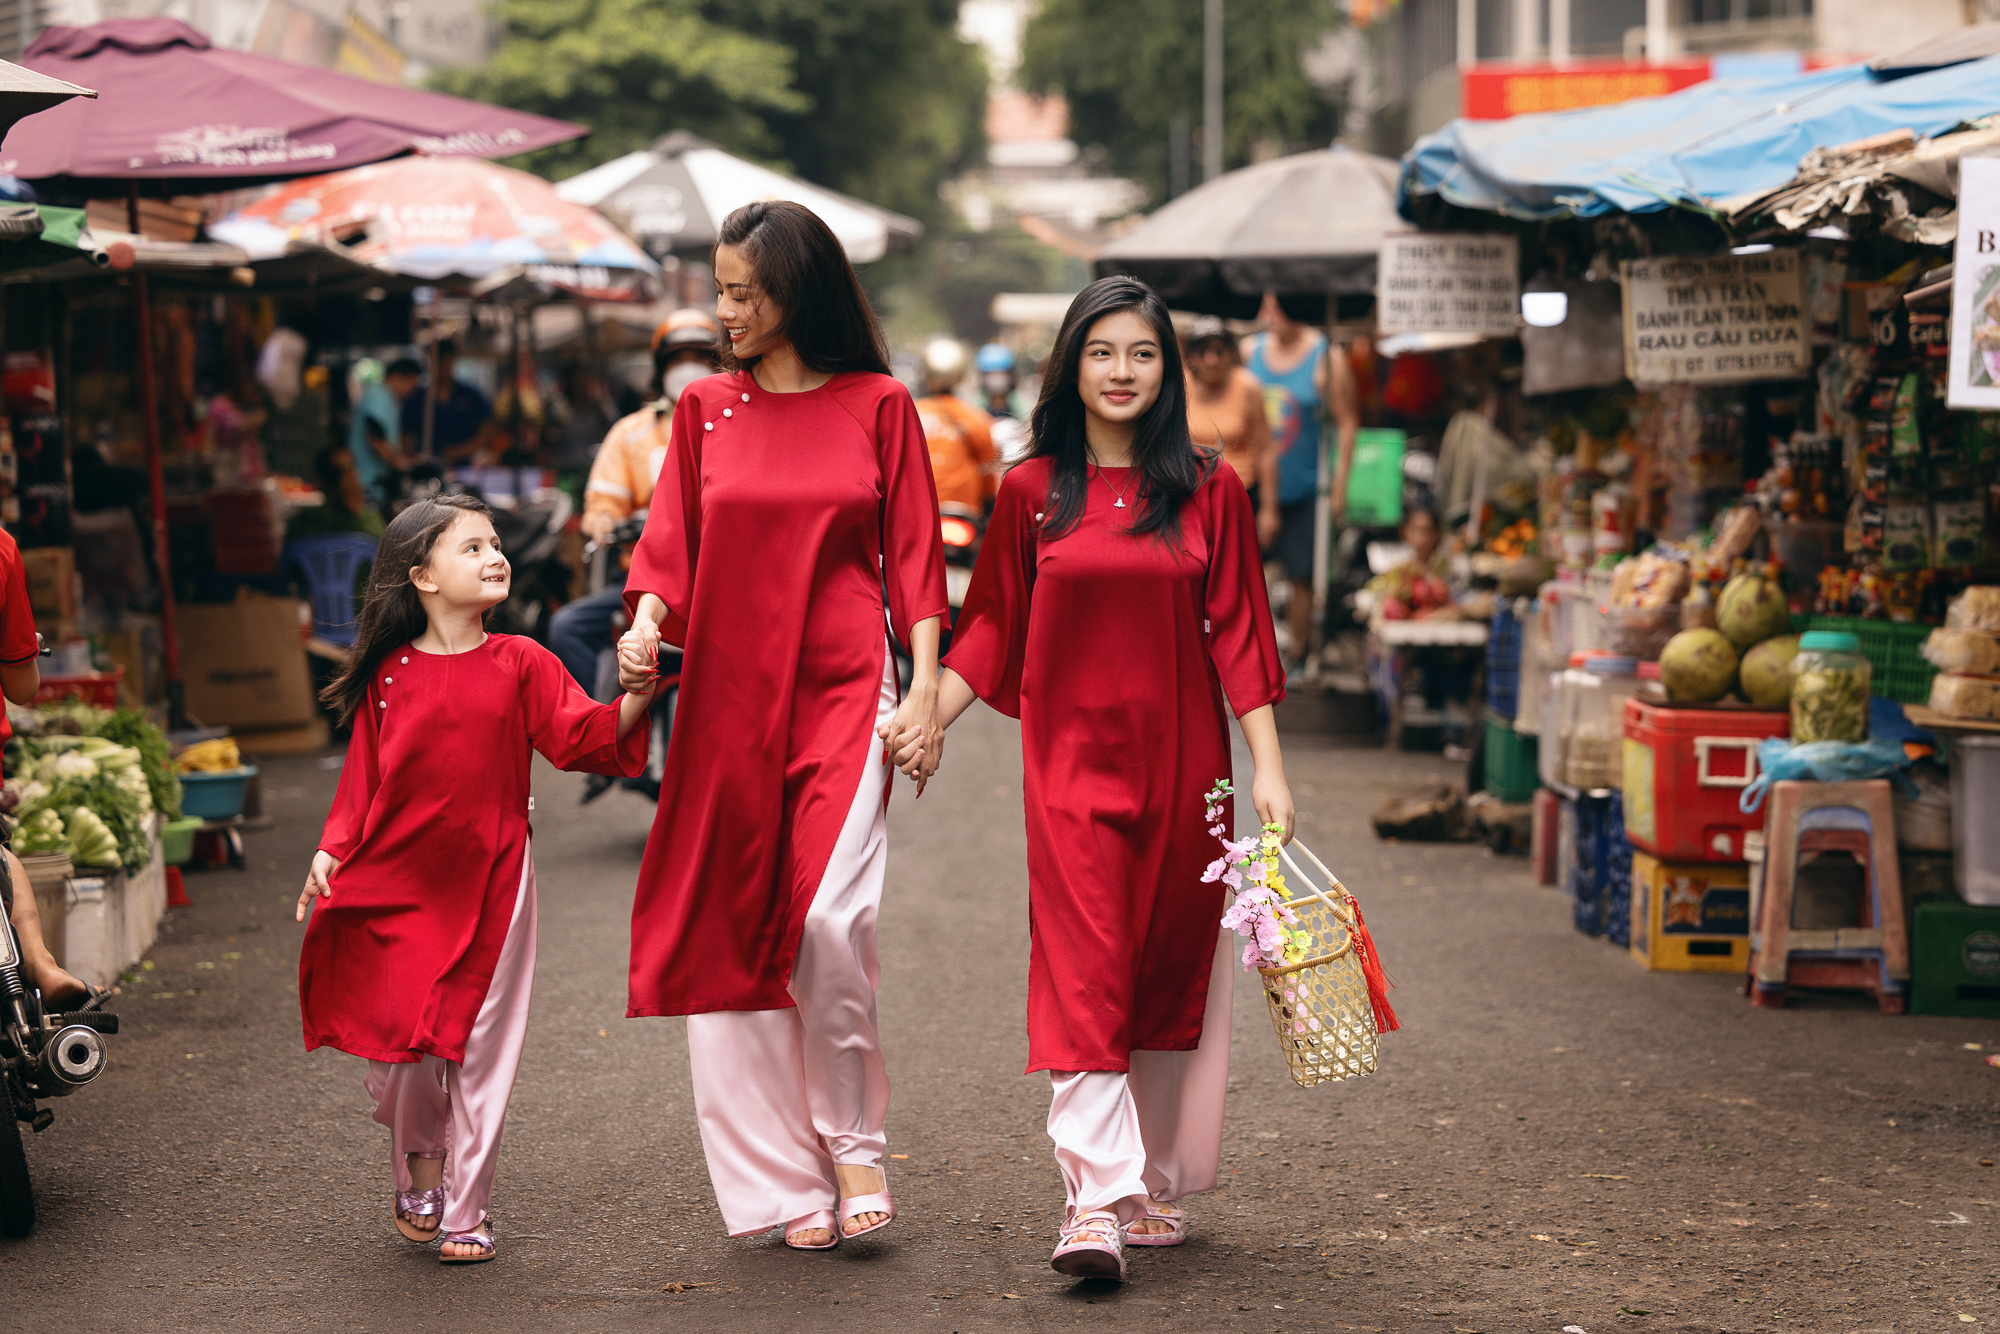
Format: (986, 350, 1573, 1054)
(0, 530, 88, 1005)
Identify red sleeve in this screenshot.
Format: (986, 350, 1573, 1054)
(517, 640, 647, 777)
(0, 538, 38, 666)
(1203, 468, 1286, 717)
(318, 683, 382, 862)
(941, 464, 1038, 719)
(622, 387, 704, 648)
(873, 380, 949, 646)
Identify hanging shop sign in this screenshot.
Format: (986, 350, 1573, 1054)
(1946, 155, 2000, 409)
(1620, 251, 1810, 386)
(1377, 233, 1519, 338)
(1461, 60, 1712, 120)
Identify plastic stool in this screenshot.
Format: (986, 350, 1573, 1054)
(283, 533, 378, 647)
(1750, 779, 1907, 1013)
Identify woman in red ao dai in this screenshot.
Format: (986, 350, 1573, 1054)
(297, 495, 656, 1263)
(900, 277, 1292, 1280)
(616, 202, 947, 1251)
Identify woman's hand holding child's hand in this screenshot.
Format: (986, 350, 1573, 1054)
(297, 850, 341, 922)
(616, 628, 656, 694)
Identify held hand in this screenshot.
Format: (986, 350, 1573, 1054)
(616, 630, 656, 694)
(296, 850, 341, 922)
(1252, 769, 1295, 845)
(878, 686, 942, 796)
(1257, 506, 1282, 550)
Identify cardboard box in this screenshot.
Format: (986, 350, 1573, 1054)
(235, 717, 332, 756)
(178, 593, 315, 728)
(20, 545, 76, 620)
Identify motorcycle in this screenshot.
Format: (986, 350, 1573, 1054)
(938, 502, 985, 649)
(580, 512, 680, 804)
(0, 890, 116, 1237)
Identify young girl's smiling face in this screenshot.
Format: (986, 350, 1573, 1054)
(412, 511, 509, 609)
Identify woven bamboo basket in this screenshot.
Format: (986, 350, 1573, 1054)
(1253, 839, 1380, 1088)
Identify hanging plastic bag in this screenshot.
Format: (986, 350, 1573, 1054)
(1739, 737, 1920, 814)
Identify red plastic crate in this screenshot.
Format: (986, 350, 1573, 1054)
(1621, 696, 1789, 862)
(32, 667, 124, 708)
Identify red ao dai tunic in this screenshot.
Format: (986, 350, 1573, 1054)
(944, 458, 1284, 1073)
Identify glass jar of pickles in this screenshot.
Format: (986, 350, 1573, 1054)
(1790, 631, 1870, 742)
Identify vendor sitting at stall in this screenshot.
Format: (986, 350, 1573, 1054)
(1365, 506, 1452, 620)
(287, 445, 386, 542)
(400, 339, 497, 465)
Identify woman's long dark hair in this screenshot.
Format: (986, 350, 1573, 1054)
(715, 201, 890, 378)
(321, 494, 493, 726)
(1027, 275, 1214, 546)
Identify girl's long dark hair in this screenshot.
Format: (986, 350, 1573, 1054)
(321, 494, 493, 726)
(1027, 276, 1214, 547)
(715, 201, 890, 377)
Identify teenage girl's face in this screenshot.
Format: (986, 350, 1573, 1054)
(714, 244, 784, 362)
(413, 512, 509, 609)
(1076, 310, 1163, 430)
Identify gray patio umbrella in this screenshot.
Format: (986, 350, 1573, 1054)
(555, 131, 922, 263)
(1093, 146, 1402, 320)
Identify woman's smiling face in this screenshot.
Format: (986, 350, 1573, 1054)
(1076, 310, 1163, 430)
(714, 244, 784, 362)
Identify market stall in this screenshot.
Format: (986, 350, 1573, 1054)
(1377, 51, 2000, 1019)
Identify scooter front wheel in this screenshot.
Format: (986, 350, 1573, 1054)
(0, 1102, 34, 1237)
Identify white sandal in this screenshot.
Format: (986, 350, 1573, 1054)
(1051, 1208, 1126, 1281)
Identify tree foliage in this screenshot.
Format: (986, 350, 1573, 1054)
(1020, 0, 1342, 202)
(435, 0, 985, 223)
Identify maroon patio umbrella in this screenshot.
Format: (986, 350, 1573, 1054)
(0, 18, 588, 726)
(0, 18, 585, 192)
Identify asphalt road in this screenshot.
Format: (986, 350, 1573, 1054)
(1, 701, 1995, 1333)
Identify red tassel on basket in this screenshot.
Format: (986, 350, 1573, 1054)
(1343, 893, 1399, 1033)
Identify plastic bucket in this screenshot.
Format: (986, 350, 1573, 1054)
(1952, 737, 2000, 906)
(179, 766, 257, 821)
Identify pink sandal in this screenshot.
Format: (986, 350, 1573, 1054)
(1051, 1209, 1126, 1281)
(837, 1165, 896, 1240)
(438, 1219, 495, 1264)
(393, 1185, 444, 1242)
(1124, 1200, 1188, 1247)
(783, 1209, 840, 1251)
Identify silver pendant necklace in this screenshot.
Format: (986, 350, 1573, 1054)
(1092, 463, 1133, 509)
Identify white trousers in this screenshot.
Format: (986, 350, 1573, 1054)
(366, 847, 536, 1235)
(686, 644, 898, 1237)
(1047, 932, 1233, 1225)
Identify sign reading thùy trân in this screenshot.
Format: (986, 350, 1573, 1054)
(1377, 233, 1520, 338)
(1620, 251, 1809, 386)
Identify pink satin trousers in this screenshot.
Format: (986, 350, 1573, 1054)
(685, 644, 899, 1237)
(1047, 932, 1233, 1224)
(366, 847, 537, 1235)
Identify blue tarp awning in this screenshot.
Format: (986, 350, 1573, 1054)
(1401, 56, 2000, 221)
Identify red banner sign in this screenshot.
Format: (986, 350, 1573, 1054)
(1461, 60, 1713, 120)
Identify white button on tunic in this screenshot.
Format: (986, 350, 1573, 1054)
(723, 408, 732, 418)
(741, 393, 750, 402)
(400, 656, 409, 664)
(704, 422, 713, 431)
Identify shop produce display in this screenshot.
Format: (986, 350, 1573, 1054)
(1928, 672, 2000, 721)
(91, 708, 182, 820)
(1790, 633, 1871, 742)
(63, 805, 118, 867)
(1659, 628, 1738, 702)
(177, 737, 243, 773)
(12, 807, 69, 858)
(4, 705, 178, 872)
(1922, 629, 2000, 676)
(1740, 634, 1803, 708)
(1716, 570, 1791, 648)
(1947, 586, 2000, 633)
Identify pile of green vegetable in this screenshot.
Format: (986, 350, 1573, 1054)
(4, 704, 182, 870)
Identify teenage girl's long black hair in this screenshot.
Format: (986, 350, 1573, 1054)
(1027, 275, 1214, 547)
(321, 494, 493, 727)
(714, 200, 891, 378)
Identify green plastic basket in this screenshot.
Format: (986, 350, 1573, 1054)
(1343, 428, 1406, 528)
(1804, 616, 1937, 705)
(1483, 709, 1540, 803)
(159, 816, 203, 866)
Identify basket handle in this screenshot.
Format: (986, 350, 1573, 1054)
(1277, 837, 1352, 907)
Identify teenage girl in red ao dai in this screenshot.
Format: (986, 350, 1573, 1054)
(895, 277, 1292, 1282)
(296, 495, 654, 1264)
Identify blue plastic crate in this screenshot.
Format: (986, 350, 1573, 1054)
(1487, 598, 1527, 721)
(1568, 791, 1631, 944)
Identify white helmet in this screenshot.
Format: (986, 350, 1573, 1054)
(921, 337, 969, 391)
